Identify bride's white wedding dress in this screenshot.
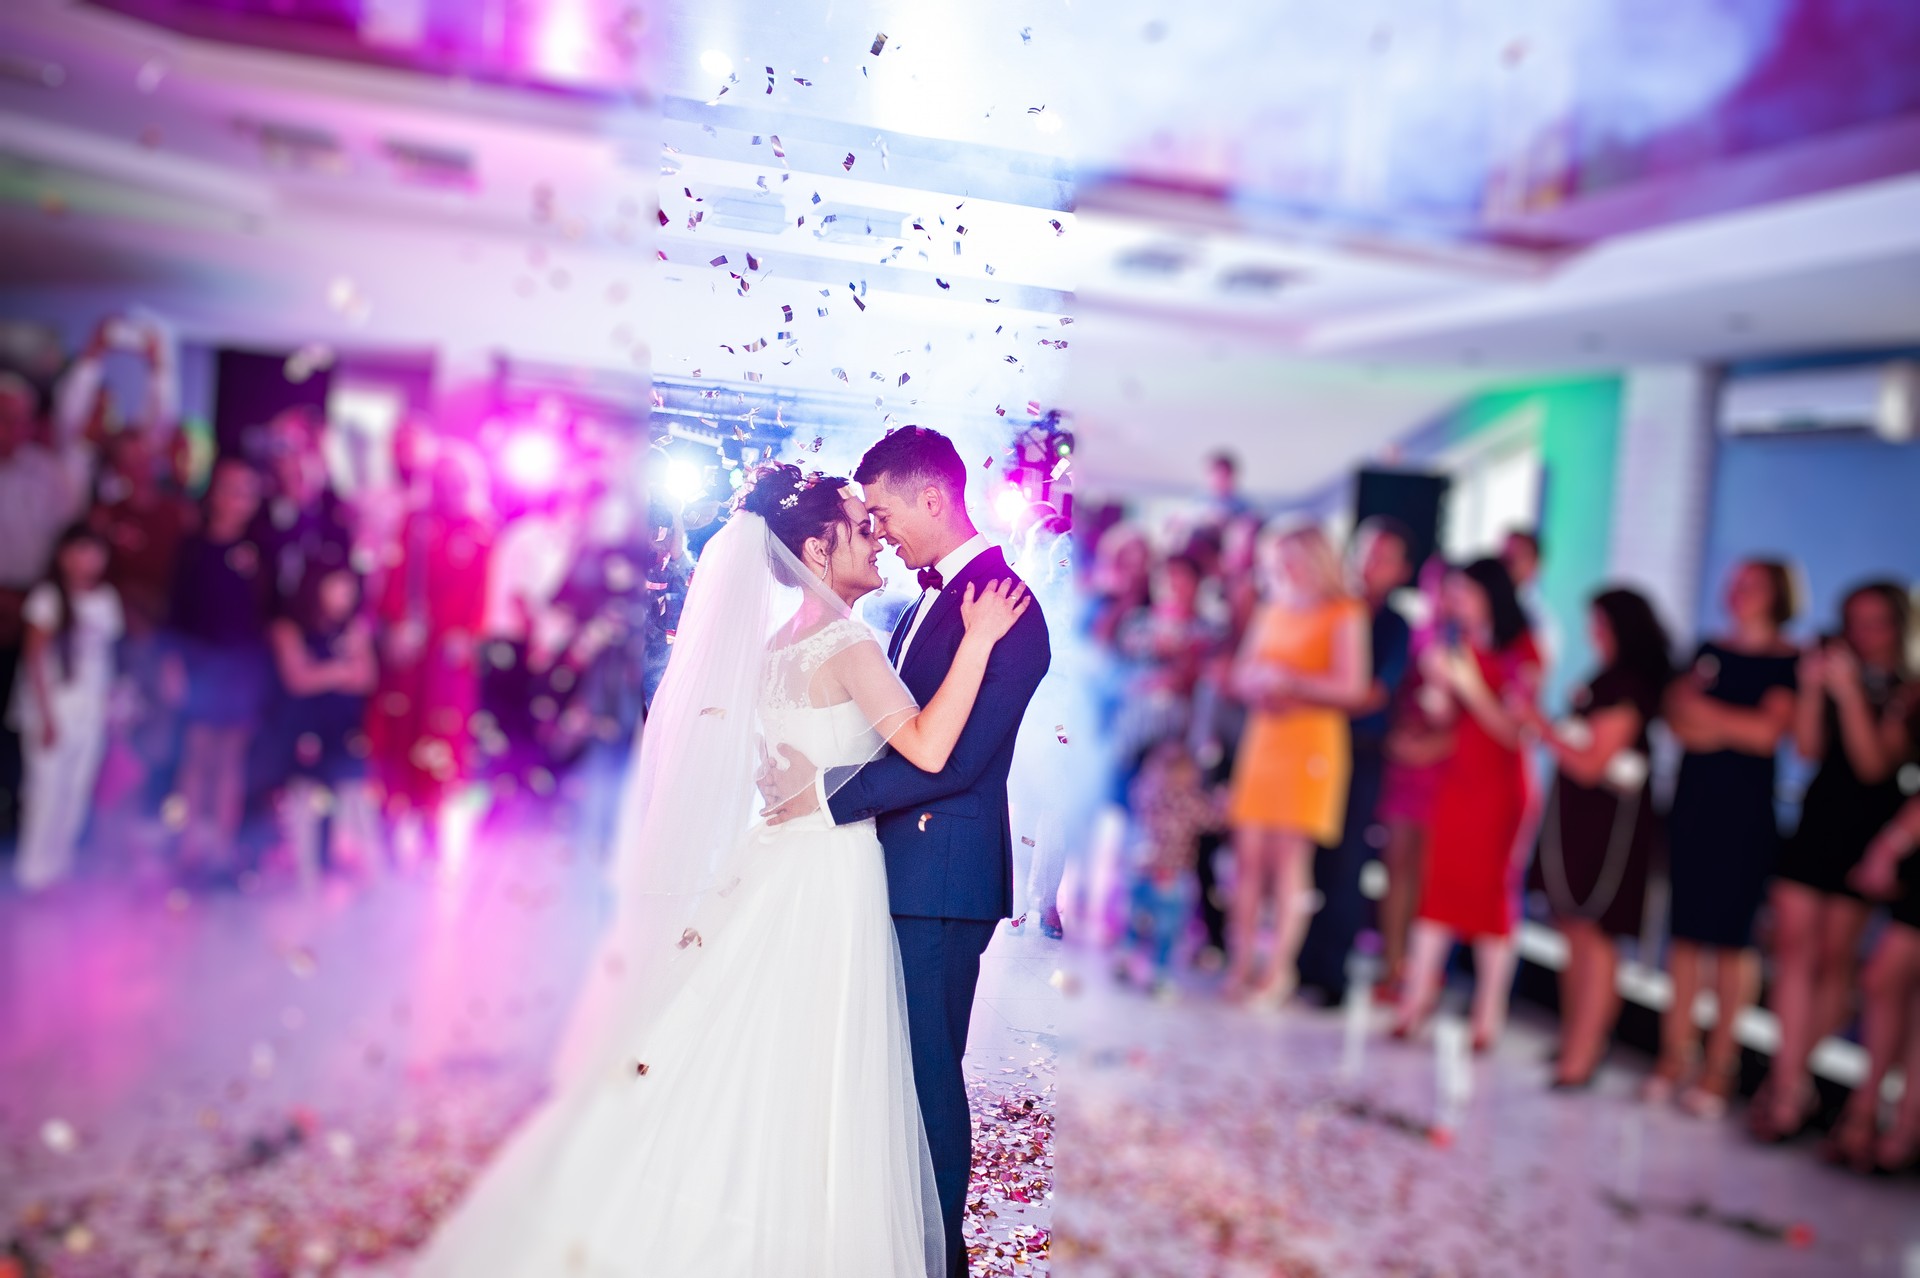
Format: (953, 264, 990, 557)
(408, 616, 942, 1277)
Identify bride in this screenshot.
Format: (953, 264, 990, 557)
(408, 462, 1030, 1277)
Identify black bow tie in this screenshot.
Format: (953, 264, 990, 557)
(917, 566, 944, 592)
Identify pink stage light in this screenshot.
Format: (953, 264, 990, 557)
(501, 431, 564, 490)
(993, 486, 1028, 527)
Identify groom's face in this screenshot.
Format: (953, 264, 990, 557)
(860, 473, 939, 570)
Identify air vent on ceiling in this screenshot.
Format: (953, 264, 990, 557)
(234, 117, 344, 173)
(814, 204, 909, 243)
(704, 192, 788, 234)
(0, 53, 64, 88)
(1218, 264, 1301, 295)
(383, 138, 475, 189)
(1115, 244, 1194, 276)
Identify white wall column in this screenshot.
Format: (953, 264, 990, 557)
(1605, 365, 1717, 643)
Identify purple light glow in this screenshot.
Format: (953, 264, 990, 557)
(500, 431, 565, 491)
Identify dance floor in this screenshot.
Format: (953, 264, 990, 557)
(1050, 956, 1919, 1278)
(0, 820, 1058, 1277)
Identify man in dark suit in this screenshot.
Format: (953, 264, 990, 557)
(766, 427, 1050, 1276)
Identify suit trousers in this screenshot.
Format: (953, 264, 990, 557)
(893, 914, 997, 1278)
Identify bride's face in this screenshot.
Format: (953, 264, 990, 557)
(817, 493, 884, 602)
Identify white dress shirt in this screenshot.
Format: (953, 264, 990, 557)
(812, 532, 993, 823)
(893, 532, 990, 669)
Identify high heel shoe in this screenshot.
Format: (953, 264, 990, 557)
(1549, 1071, 1598, 1093)
(1873, 1127, 1920, 1177)
(1639, 1060, 1687, 1106)
(1748, 1079, 1817, 1142)
(1821, 1106, 1880, 1174)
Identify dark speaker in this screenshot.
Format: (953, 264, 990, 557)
(1353, 468, 1448, 570)
(214, 348, 330, 458)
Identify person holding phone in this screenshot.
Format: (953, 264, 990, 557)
(1755, 580, 1911, 1142)
(1391, 557, 1541, 1051)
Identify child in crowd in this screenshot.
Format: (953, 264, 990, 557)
(11, 524, 123, 890)
(1118, 740, 1219, 997)
(269, 566, 380, 883)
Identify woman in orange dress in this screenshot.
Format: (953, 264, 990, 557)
(1226, 525, 1369, 1005)
(1391, 557, 1542, 1050)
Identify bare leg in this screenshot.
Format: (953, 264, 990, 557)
(1880, 948, 1920, 1169)
(1705, 946, 1757, 1078)
(1558, 920, 1618, 1082)
(208, 727, 250, 873)
(1834, 927, 1916, 1168)
(1469, 934, 1517, 1049)
(176, 724, 217, 871)
(1225, 827, 1274, 997)
(1759, 883, 1822, 1134)
(1652, 939, 1704, 1095)
(1380, 819, 1426, 986)
(1256, 830, 1313, 1002)
(1394, 920, 1451, 1035)
(1812, 896, 1872, 1042)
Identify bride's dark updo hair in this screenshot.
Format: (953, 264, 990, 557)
(733, 462, 853, 578)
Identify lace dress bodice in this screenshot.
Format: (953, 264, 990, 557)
(760, 618, 890, 771)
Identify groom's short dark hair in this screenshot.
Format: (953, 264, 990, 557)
(855, 426, 967, 503)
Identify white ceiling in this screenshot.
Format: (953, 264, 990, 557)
(1, 0, 1917, 499)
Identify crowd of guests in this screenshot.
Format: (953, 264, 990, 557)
(1086, 450, 1920, 1176)
(0, 313, 686, 896)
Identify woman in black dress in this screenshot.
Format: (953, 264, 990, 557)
(1650, 560, 1799, 1118)
(1522, 588, 1672, 1089)
(1754, 581, 1912, 1142)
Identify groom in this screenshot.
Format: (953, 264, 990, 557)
(769, 426, 1050, 1276)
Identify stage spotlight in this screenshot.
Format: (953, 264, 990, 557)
(994, 486, 1028, 527)
(700, 49, 733, 77)
(665, 457, 706, 505)
(501, 431, 563, 490)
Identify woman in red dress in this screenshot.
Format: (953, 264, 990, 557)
(368, 445, 493, 858)
(1392, 557, 1542, 1050)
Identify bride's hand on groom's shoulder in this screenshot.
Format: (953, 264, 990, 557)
(959, 579, 1031, 645)
(758, 742, 820, 825)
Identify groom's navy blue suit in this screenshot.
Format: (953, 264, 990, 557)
(824, 544, 1049, 1277)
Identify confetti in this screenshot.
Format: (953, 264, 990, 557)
(918, 813, 932, 832)
(677, 928, 703, 949)
(699, 707, 727, 718)
(870, 32, 888, 56)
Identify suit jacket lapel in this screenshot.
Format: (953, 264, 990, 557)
(900, 547, 1008, 685)
(886, 596, 915, 666)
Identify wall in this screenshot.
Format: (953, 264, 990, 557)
(1697, 429, 1920, 640)
(1407, 376, 1624, 709)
